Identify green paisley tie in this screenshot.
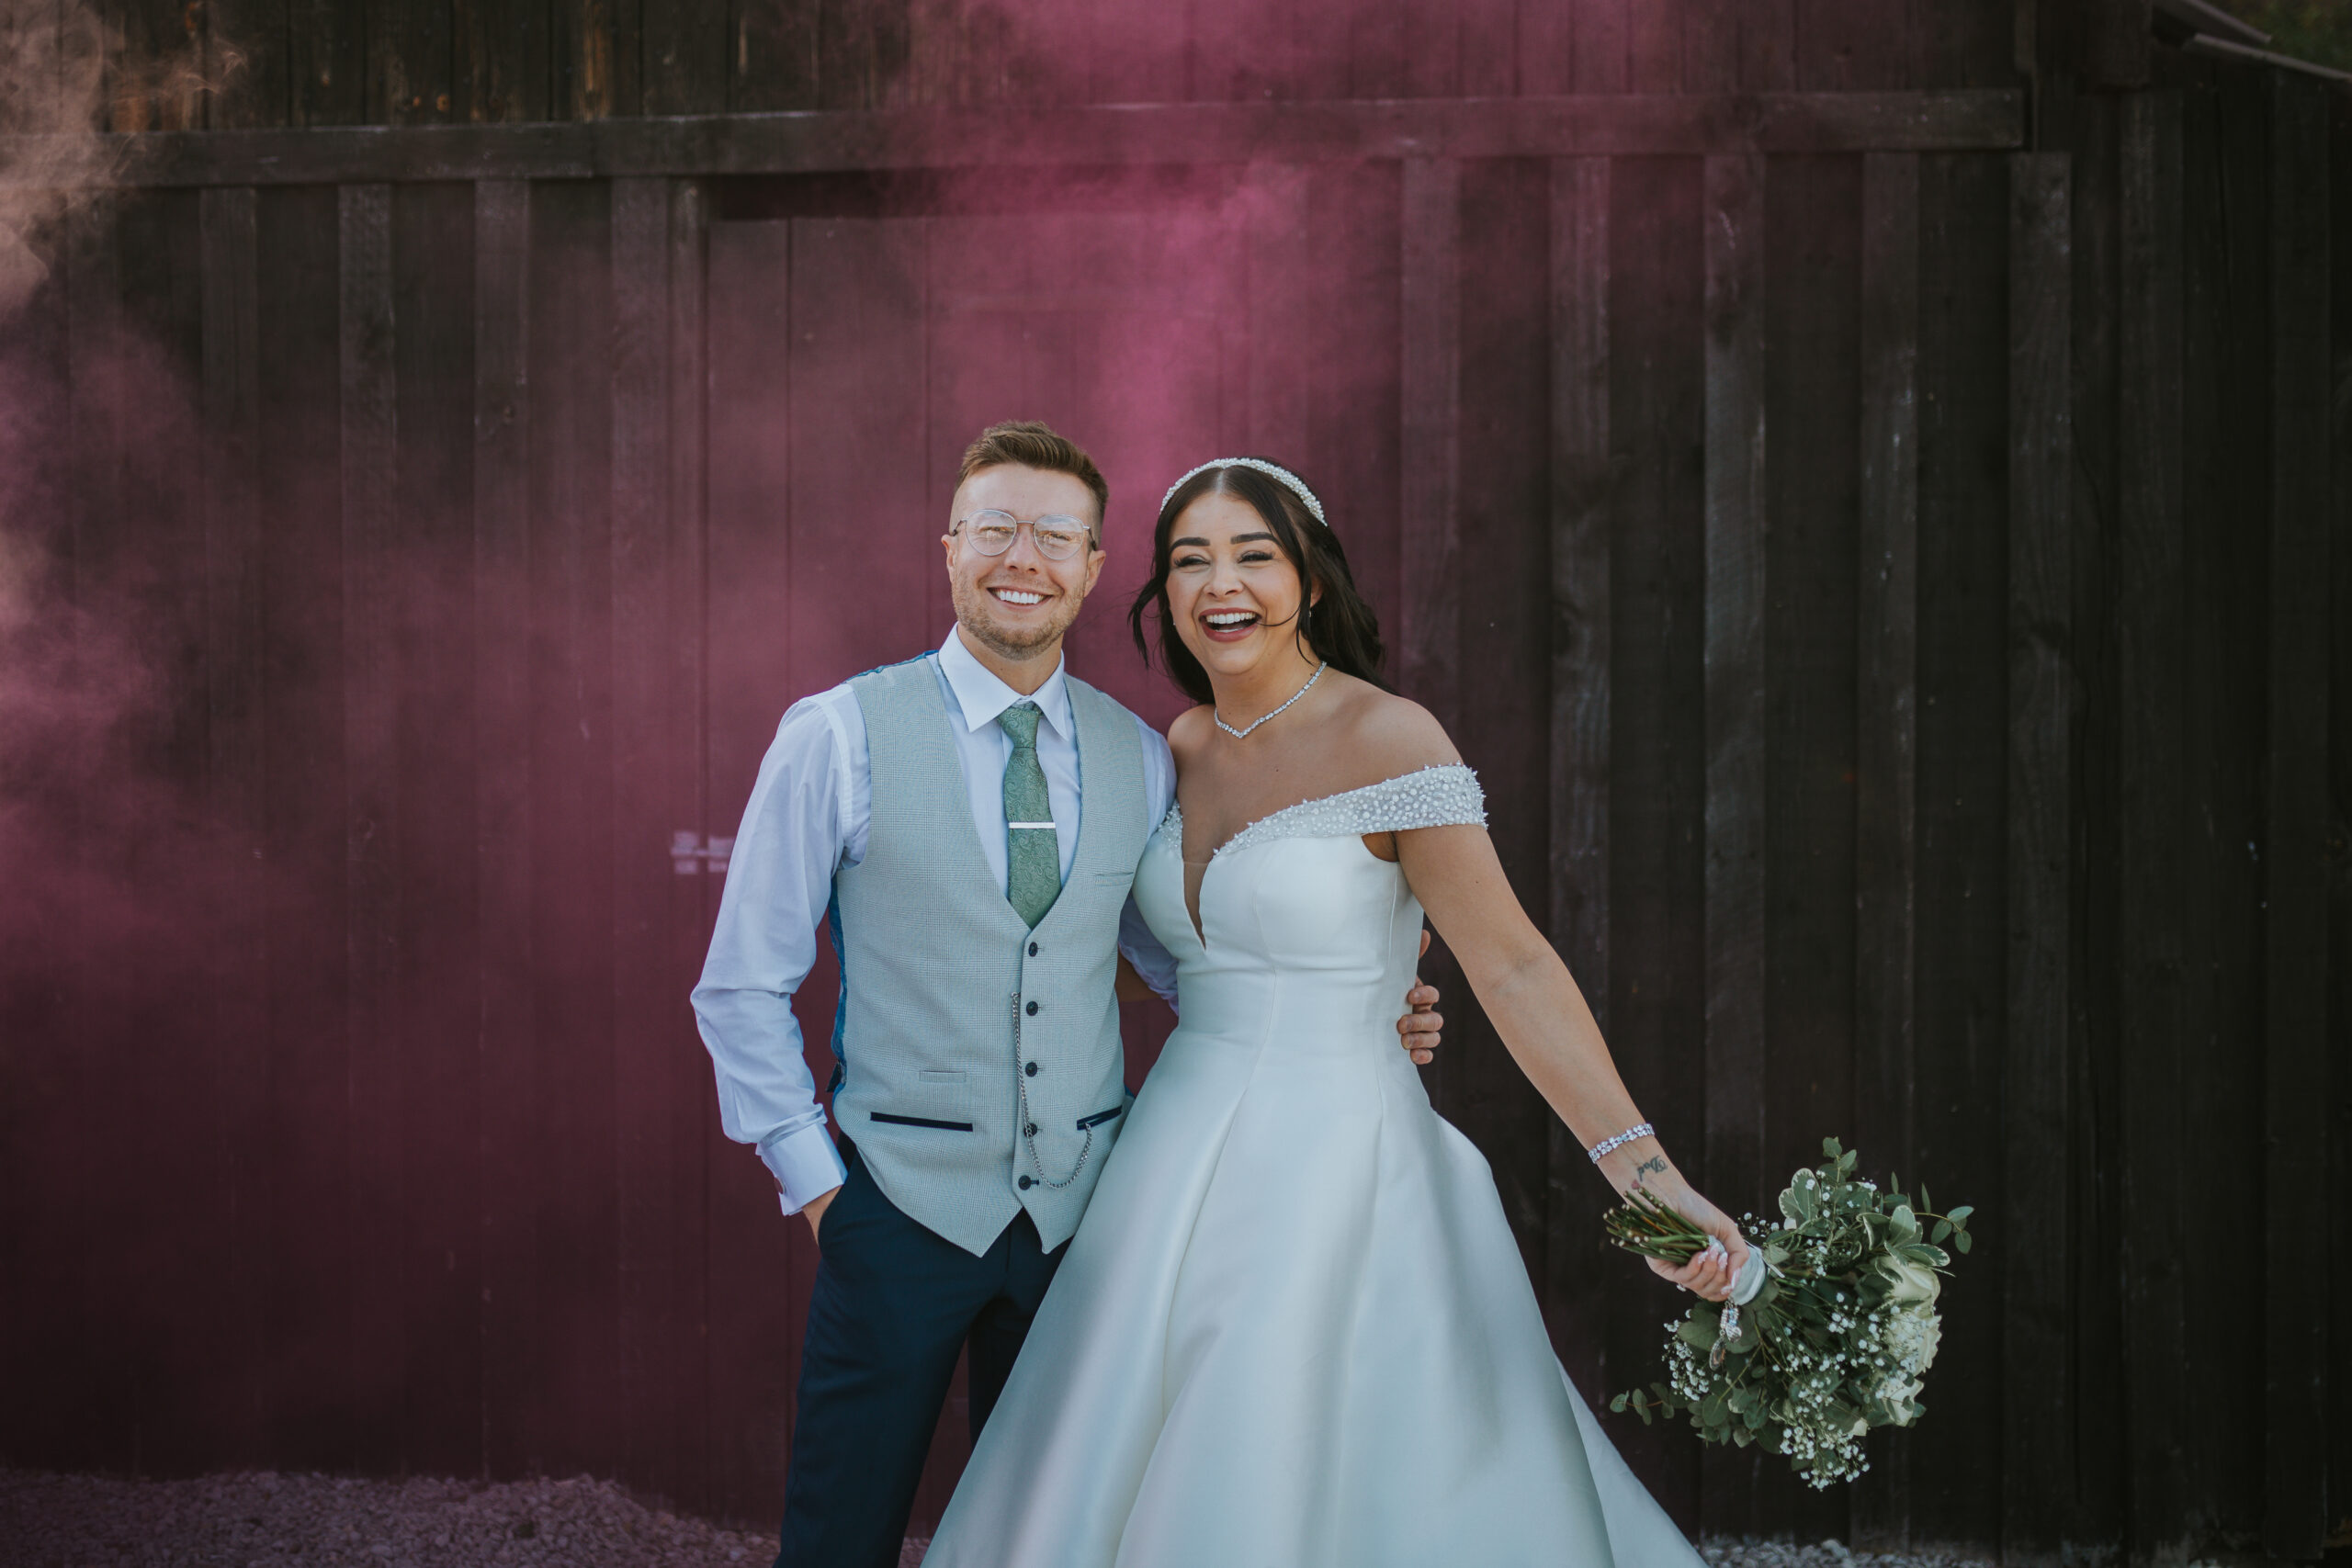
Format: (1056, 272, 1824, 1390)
(997, 702, 1062, 928)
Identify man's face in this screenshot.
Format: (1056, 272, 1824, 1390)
(942, 465, 1105, 664)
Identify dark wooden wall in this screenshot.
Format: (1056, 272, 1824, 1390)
(21, 0, 2027, 133)
(0, 2, 2344, 1560)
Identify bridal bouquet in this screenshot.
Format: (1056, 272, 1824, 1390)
(1604, 1138, 1973, 1488)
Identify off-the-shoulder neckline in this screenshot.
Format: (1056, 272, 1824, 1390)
(1163, 761, 1480, 863)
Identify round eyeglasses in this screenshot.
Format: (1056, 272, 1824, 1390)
(953, 510, 1095, 562)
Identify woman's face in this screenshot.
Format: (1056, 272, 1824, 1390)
(1163, 490, 1315, 685)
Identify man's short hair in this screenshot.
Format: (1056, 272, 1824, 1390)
(957, 420, 1110, 536)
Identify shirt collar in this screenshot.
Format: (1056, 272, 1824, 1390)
(937, 626, 1074, 742)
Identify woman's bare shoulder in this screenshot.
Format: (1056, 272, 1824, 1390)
(1165, 703, 1216, 764)
(1329, 681, 1462, 773)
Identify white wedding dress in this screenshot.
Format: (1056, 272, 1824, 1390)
(925, 766, 1702, 1567)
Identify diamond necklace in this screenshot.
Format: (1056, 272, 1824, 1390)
(1214, 660, 1328, 739)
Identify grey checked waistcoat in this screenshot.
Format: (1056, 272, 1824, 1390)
(831, 655, 1150, 1257)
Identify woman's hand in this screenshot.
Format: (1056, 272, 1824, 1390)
(1634, 1175, 1751, 1303)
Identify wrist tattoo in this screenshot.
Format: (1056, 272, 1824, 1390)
(1633, 1155, 1668, 1181)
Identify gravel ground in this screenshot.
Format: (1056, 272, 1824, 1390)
(1, 1467, 1992, 1568)
(0, 1469, 929, 1568)
(1702, 1540, 1996, 1568)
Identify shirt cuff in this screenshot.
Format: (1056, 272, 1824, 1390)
(761, 1122, 847, 1215)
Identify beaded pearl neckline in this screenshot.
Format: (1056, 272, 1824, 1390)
(1166, 763, 1487, 864)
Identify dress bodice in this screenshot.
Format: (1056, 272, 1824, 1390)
(1133, 765, 1487, 1051)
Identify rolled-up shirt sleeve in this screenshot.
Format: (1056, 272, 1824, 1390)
(691, 697, 852, 1215)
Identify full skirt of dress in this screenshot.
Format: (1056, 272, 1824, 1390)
(922, 1010, 1702, 1568)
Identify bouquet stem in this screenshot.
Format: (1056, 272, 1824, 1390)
(1603, 1186, 1715, 1266)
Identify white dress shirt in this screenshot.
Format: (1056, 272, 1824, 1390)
(693, 626, 1180, 1214)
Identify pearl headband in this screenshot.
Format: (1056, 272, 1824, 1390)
(1160, 457, 1328, 526)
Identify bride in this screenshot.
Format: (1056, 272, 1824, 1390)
(924, 457, 1748, 1566)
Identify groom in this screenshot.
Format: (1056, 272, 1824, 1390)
(693, 421, 1444, 1568)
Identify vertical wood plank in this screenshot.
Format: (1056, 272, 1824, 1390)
(1458, 0, 1514, 96)
(472, 175, 537, 1480)
(2064, 96, 2128, 1548)
(1399, 156, 1460, 728)
(556, 0, 636, 118)
(663, 175, 715, 1517)
(1700, 149, 1766, 1540)
(1519, 0, 1573, 96)
(1092, 0, 1189, 104)
(1759, 152, 1860, 1544)
(2262, 68, 2331, 1564)
(701, 215, 797, 1525)
(102, 0, 203, 129)
(1906, 148, 2012, 1549)
(369, 0, 456, 123)
(1599, 152, 1707, 1533)
(527, 175, 619, 1483)
(1346, 0, 1406, 99)
(646, 0, 731, 112)
(58, 192, 126, 1474)
(1245, 162, 1310, 460)
(1850, 150, 1918, 1549)
(2326, 81, 2352, 1557)
(1454, 153, 1555, 1278)
(1627, 0, 1679, 92)
(2001, 149, 2072, 1562)
(1742, 0, 1798, 91)
(199, 182, 268, 1467)
(389, 178, 483, 1480)
(730, 0, 820, 110)
(207, 0, 290, 126)
(2173, 65, 2268, 1541)
(1571, 0, 1626, 93)
(0, 166, 74, 1472)
(458, 0, 549, 121)
(1544, 154, 1610, 1386)
(2115, 89, 2186, 1551)
(1685, 0, 1739, 93)
(337, 180, 403, 1472)
(289, 0, 367, 125)
(609, 173, 688, 1507)
(1399, 154, 1462, 1115)
(252, 182, 352, 1472)
(2082, 0, 2148, 89)
(1402, 0, 1462, 96)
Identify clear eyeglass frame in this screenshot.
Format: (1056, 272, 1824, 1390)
(952, 510, 1096, 562)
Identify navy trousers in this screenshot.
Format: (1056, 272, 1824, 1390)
(775, 1145, 1065, 1568)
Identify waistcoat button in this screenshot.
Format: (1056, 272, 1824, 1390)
(1025, 999, 1040, 1016)
(1018, 1176, 1034, 1190)
(1028, 942, 1039, 956)
(1025, 1122, 1038, 1136)
(1024, 1061, 1039, 1077)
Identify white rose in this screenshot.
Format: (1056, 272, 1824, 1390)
(1877, 1252, 1942, 1309)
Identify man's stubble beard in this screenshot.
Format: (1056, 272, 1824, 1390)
(950, 572, 1085, 664)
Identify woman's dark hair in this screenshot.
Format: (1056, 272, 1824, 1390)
(1127, 460, 1387, 705)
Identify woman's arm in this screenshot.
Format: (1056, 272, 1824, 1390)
(1395, 820, 1748, 1302)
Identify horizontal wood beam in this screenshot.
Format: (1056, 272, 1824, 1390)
(0, 91, 2026, 188)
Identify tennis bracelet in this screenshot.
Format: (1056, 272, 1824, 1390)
(1586, 1122, 1656, 1164)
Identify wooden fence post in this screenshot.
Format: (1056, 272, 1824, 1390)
(1852, 148, 1920, 1550)
(1701, 149, 1767, 1538)
(2115, 87, 2187, 1552)
(1544, 153, 1610, 1382)
(199, 182, 267, 1462)
(472, 175, 537, 1481)
(2263, 69, 2332, 1565)
(2003, 149, 2073, 1562)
